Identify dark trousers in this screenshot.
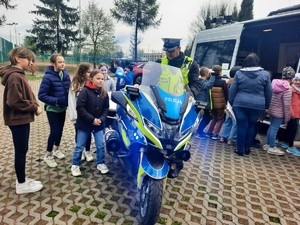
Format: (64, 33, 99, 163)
(9, 124, 30, 183)
(46, 111, 66, 152)
(196, 109, 211, 135)
(233, 107, 263, 153)
(285, 119, 298, 147)
(75, 126, 91, 151)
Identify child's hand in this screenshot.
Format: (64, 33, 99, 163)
(35, 106, 42, 116)
(93, 118, 102, 125)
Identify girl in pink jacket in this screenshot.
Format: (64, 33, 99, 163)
(264, 67, 293, 155)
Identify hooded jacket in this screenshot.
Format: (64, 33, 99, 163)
(268, 79, 292, 123)
(229, 67, 272, 110)
(0, 65, 38, 126)
(75, 80, 109, 132)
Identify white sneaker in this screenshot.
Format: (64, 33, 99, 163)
(71, 165, 81, 177)
(16, 179, 43, 194)
(97, 163, 109, 174)
(52, 150, 65, 159)
(267, 147, 285, 156)
(84, 151, 93, 162)
(16, 177, 42, 185)
(44, 155, 57, 167)
(262, 144, 270, 151)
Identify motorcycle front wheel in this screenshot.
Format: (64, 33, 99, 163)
(140, 177, 163, 225)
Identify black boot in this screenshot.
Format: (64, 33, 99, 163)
(234, 149, 244, 156)
(245, 148, 251, 155)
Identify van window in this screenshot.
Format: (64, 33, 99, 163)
(194, 40, 236, 68)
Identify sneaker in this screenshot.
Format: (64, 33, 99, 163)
(286, 147, 300, 156)
(16, 177, 42, 186)
(43, 155, 57, 167)
(276, 141, 289, 149)
(71, 165, 81, 177)
(205, 133, 212, 138)
(211, 135, 220, 140)
(16, 179, 43, 194)
(262, 144, 270, 151)
(84, 151, 93, 162)
(267, 147, 285, 156)
(97, 163, 109, 174)
(52, 150, 65, 159)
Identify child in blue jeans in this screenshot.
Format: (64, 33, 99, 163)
(71, 70, 110, 176)
(219, 66, 241, 144)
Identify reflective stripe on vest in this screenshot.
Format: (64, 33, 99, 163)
(161, 56, 193, 86)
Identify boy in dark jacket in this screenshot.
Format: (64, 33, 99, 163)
(194, 67, 216, 138)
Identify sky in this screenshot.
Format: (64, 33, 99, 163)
(0, 0, 299, 56)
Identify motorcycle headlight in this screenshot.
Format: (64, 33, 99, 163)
(174, 127, 192, 141)
(144, 118, 163, 138)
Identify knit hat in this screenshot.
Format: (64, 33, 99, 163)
(282, 66, 295, 80)
(293, 73, 300, 81)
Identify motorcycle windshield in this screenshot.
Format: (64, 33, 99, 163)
(140, 62, 186, 120)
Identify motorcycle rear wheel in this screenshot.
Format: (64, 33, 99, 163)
(140, 177, 163, 225)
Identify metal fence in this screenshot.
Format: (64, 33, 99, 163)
(0, 37, 14, 63)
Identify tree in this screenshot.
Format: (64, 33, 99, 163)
(28, 0, 79, 54)
(111, 0, 161, 61)
(81, 2, 115, 68)
(129, 33, 142, 59)
(0, 0, 15, 26)
(238, 0, 253, 21)
(232, 4, 239, 21)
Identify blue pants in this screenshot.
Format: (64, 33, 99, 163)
(72, 129, 105, 166)
(267, 115, 283, 148)
(233, 107, 263, 153)
(219, 111, 237, 141)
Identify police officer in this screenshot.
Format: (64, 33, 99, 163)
(157, 38, 201, 97)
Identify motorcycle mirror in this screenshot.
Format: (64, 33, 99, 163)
(111, 91, 127, 110)
(126, 86, 140, 101)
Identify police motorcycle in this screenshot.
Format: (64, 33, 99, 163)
(105, 62, 205, 225)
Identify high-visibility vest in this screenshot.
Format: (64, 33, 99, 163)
(161, 56, 193, 86)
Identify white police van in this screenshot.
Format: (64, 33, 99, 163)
(190, 5, 300, 78)
(190, 5, 300, 142)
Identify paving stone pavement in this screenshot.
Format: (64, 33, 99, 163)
(1, 80, 300, 225)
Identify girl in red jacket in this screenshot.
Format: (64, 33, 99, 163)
(286, 73, 300, 156)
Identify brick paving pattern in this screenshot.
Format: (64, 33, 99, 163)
(0, 80, 300, 225)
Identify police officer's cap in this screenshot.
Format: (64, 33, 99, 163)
(162, 38, 181, 52)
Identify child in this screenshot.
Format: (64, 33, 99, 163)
(69, 63, 94, 162)
(0, 47, 43, 194)
(194, 66, 215, 139)
(207, 65, 228, 139)
(38, 53, 71, 168)
(114, 60, 125, 91)
(99, 63, 116, 92)
(219, 66, 241, 145)
(71, 70, 110, 176)
(124, 64, 134, 86)
(264, 66, 293, 155)
(285, 72, 300, 156)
